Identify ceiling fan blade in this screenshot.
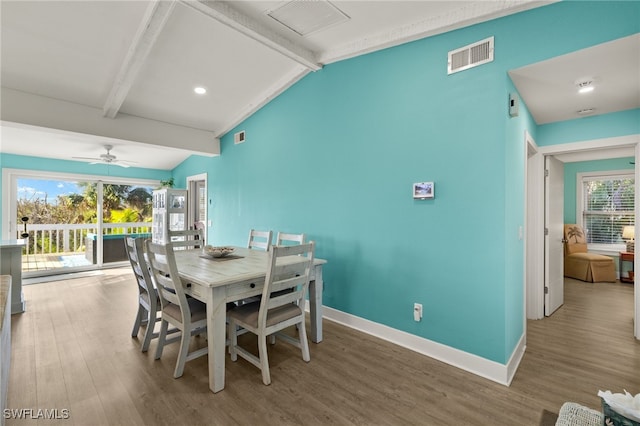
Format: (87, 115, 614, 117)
(112, 162, 130, 168)
(72, 156, 102, 161)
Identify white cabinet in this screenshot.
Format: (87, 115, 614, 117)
(152, 189, 187, 244)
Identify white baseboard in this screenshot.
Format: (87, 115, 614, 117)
(312, 303, 526, 386)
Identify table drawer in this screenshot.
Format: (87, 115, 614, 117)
(185, 280, 264, 302)
(227, 280, 264, 301)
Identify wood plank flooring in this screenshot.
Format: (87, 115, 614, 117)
(7, 270, 639, 425)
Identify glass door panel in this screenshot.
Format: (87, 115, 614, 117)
(17, 177, 96, 276)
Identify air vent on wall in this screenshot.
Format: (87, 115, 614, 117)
(234, 130, 246, 144)
(448, 36, 494, 75)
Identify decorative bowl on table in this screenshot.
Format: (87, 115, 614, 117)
(203, 245, 235, 258)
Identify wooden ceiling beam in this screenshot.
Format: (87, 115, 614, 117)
(102, 1, 177, 119)
(181, 0, 322, 71)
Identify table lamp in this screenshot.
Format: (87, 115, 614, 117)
(622, 225, 635, 252)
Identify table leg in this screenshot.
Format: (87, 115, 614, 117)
(207, 286, 227, 393)
(309, 265, 323, 343)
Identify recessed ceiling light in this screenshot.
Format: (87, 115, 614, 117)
(576, 80, 594, 94)
(194, 87, 207, 95)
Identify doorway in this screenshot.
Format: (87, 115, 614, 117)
(525, 133, 640, 338)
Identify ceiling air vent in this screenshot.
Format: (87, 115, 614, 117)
(266, 0, 350, 37)
(448, 36, 494, 75)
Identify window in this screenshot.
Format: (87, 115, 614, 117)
(581, 173, 634, 244)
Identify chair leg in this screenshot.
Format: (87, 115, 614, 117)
(131, 304, 145, 337)
(298, 321, 310, 362)
(155, 319, 169, 360)
(258, 335, 271, 385)
(173, 326, 191, 378)
(141, 311, 157, 353)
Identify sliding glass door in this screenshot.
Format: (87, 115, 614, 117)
(5, 170, 156, 278)
(17, 176, 97, 275)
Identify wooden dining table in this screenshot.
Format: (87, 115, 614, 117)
(173, 246, 327, 393)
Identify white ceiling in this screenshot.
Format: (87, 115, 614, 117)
(1, 0, 637, 170)
(509, 33, 640, 125)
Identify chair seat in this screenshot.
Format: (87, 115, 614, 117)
(565, 253, 616, 282)
(163, 298, 207, 323)
(568, 252, 613, 262)
(228, 302, 300, 328)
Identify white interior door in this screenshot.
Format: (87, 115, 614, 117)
(544, 155, 565, 316)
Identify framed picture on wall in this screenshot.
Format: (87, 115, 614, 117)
(413, 182, 434, 199)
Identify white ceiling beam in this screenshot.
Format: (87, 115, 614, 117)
(181, 0, 322, 71)
(4, 88, 219, 157)
(103, 1, 177, 119)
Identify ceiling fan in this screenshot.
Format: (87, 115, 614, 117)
(72, 145, 136, 168)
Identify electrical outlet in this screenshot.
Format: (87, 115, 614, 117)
(413, 303, 423, 322)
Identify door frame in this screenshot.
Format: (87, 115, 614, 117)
(186, 173, 207, 239)
(525, 133, 640, 338)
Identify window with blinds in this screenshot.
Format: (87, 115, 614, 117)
(582, 174, 635, 244)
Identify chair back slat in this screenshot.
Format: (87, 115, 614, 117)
(125, 236, 153, 295)
(248, 229, 272, 251)
(275, 232, 305, 246)
(169, 229, 204, 250)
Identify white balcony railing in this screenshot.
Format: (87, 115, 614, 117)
(19, 222, 151, 255)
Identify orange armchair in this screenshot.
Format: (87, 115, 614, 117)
(564, 224, 616, 283)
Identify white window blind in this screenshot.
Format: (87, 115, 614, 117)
(582, 174, 635, 244)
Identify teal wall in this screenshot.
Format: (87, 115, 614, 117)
(172, 2, 640, 365)
(0, 153, 170, 235)
(504, 79, 538, 360)
(564, 157, 635, 224)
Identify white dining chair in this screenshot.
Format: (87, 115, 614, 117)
(125, 236, 160, 352)
(146, 240, 208, 378)
(227, 241, 315, 385)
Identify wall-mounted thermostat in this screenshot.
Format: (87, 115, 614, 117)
(509, 93, 519, 117)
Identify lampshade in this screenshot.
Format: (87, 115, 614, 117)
(623, 226, 635, 240)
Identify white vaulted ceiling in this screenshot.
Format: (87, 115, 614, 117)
(5, 1, 635, 170)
